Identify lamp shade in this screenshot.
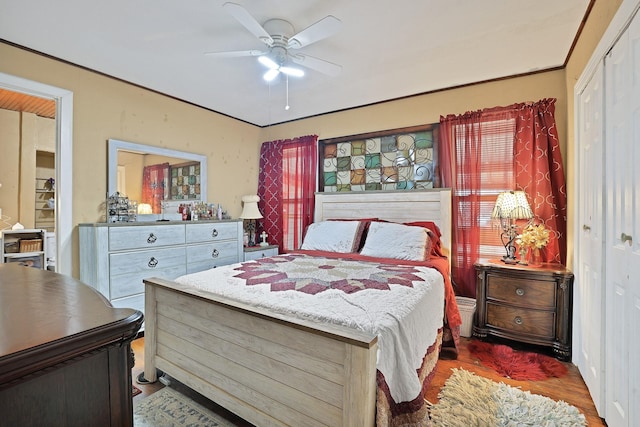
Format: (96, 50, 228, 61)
(239, 195, 263, 219)
(137, 203, 153, 215)
(491, 191, 533, 220)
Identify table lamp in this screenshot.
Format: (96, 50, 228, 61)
(239, 195, 263, 246)
(491, 190, 533, 264)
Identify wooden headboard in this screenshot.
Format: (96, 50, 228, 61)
(314, 189, 452, 260)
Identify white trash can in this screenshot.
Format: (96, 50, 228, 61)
(455, 296, 476, 338)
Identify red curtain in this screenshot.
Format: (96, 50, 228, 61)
(514, 99, 567, 264)
(141, 163, 169, 213)
(257, 135, 317, 253)
(440, 99, 567, 297)
(440, 108, 517, 297)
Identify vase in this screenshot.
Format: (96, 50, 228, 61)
(529, 248, 543, 267)
(518, 247, 528, 265)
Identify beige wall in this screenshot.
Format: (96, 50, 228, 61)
(0, 109, 21, 224)
(0, 109, 55, 227)
(262, 70, 568, 165)
(1, 42, 263, 276)
(0, 1, 622, 275)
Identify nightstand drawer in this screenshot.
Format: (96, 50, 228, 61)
(486, 275, 556, 309)
(486, 303, 555, 339)
(244, 246, 278, 261)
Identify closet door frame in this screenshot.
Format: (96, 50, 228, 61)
(575, 0, 640, 424)
(574, 62, 605, 416)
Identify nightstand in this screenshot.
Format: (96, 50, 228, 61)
(473, 259, 573, 360)
(243, 244, 278, 261)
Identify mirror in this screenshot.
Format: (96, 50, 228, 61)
(108, 139, 207, 218)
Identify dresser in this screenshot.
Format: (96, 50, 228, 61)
(79, 220, 243, 318)
(0, 264, 143, 426)
(473, 259, 574, 360)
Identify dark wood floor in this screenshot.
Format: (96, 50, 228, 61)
(131, 336, 606, 426)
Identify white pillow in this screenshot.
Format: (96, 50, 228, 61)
(300, 221, 363, 253)
(360, 222, 429, 261)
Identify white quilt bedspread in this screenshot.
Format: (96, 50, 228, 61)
(174, 253, 444, 403)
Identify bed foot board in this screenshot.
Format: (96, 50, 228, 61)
(143, 279, 378, 427)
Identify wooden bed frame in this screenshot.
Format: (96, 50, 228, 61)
(143, 189, 451, 427)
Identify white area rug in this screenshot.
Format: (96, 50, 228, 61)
(429, 368, 587, 426)
(134, 387, 238, 427)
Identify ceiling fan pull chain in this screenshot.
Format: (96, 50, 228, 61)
(285, 75, 290, 110)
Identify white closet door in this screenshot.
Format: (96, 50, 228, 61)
(575, 62, 605, 415)
(624, 14, 640, 426)
(604, 12, 640, 425)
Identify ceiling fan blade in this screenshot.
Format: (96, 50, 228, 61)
(291, 53, 342, 77)
(204, 49, 265, 58)
(222, 2, 273, 46)
(287, 15, 341, 49)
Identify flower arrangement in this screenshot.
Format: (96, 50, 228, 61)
(516, 223, 550, 265)
(517, 223, 550, 249)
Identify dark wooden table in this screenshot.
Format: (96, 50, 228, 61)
(0, 264, 143, 426)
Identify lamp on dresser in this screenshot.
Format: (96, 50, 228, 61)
(491, 190, 533, 264)
(239, 195, 263, 246)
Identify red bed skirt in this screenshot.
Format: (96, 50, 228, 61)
(375, 328, 443, 426)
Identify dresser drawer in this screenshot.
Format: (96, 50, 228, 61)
(486, 274, 556, 309)
(111, 293, 145, 314)
(486, 303, 555, 339)
(186, 222, 238, 243)
(187, 241, 238, 265)
(109, 247, 186, 299)
(108, 224, 185, 251)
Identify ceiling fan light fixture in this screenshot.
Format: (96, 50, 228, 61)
(263, 69, 279, 81)
(258, 55, 279, 70)
(280, 66, 304, 77)
(216, 4, 343, 83)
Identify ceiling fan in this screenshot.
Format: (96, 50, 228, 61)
(206, 2, 342, 82)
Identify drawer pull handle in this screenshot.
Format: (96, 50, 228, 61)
(211, 229, 218, 237)
(514, 316, 523, 325)
(147, 233, 157, 244)
(148, 257, 158, 268)
(211, 249, 219, 258)
(515, 288, 525, 296)
(583, 224, 591, 231)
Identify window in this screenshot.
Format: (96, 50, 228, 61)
(453, 116, 517, 262)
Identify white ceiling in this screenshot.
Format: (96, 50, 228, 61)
(0, 0, 591, 127)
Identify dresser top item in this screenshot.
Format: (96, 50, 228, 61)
(79, 219, 240, 228)
(0, 264, 143, 384)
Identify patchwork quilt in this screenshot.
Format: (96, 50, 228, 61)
(175, 251, 460, 424)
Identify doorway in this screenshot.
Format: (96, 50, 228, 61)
(0, 72, 73, 275)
